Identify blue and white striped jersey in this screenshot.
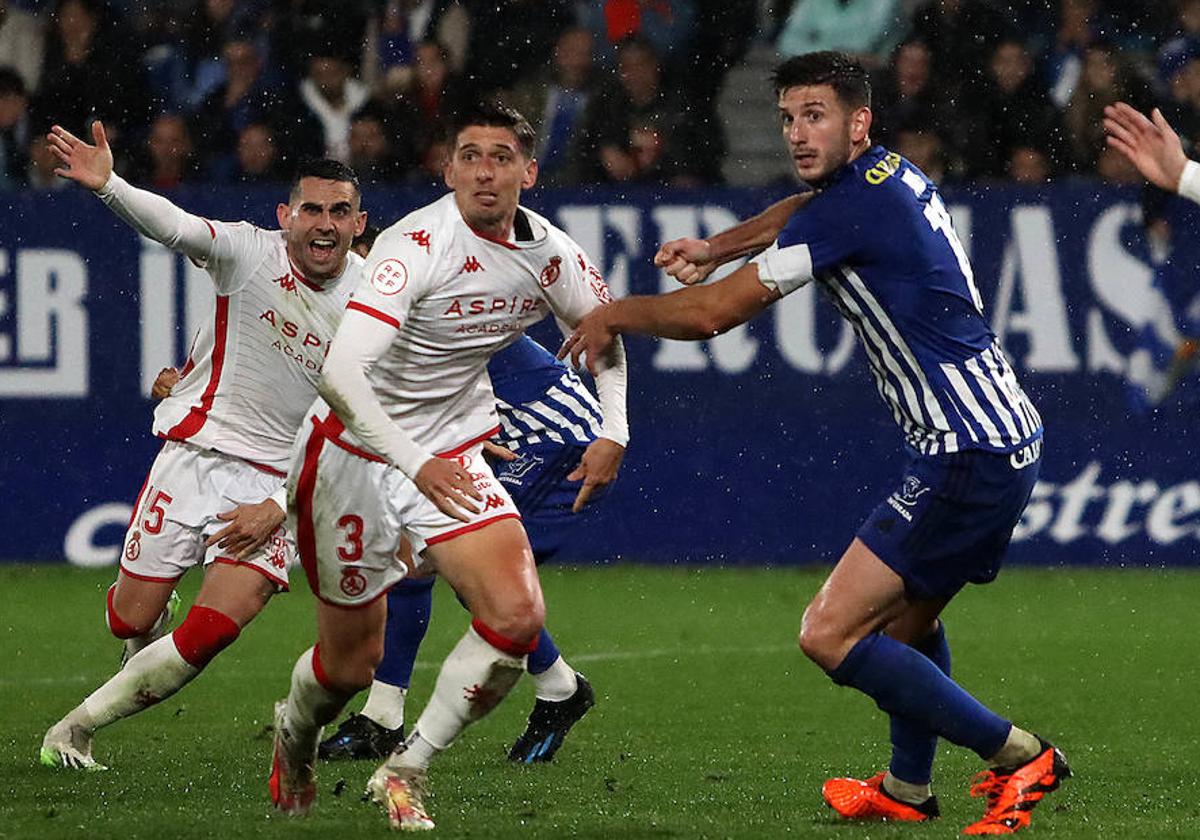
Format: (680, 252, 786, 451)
(488, 335, 603, 450)
(753, 145, 1041, 456)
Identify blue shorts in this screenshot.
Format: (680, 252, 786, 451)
(856, 440, 1042, 601)
(488, 442, 604, 564)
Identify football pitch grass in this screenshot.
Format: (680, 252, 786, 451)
(1, 563, 1195, 839)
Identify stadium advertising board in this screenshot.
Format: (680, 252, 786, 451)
(2, 183, 1199, 567)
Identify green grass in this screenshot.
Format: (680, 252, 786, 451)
(1, 564, 1196, 838)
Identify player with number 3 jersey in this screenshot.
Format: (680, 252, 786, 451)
(270, 101, 628, 830)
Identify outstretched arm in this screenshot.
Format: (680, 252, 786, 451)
(560, 262, 781, 373)
(1103, 102, 1195, 199)
(48, 121, 216, 262)
(655, 193, 812, 285)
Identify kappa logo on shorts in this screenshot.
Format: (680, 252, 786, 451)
(482, 494, 506, 511)
(266, 530, 287, 570)
(340, 567, 367, 598)
(370, 259, 408, 295)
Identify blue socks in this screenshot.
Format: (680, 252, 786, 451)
(379, 578, 564, 685)
(377, 578, 435, 688)
(830, 629, 1010, 763)
(526, 627, 561, 675)
(888, 622, 951, 785)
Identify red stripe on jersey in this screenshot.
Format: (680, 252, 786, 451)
(242, 458, 286, 477)
(294, 421, 327, 600)
(425, 512, 522, 547)
(165, 296, 230, 440)
(203, 219, 216, 239)
(467, 225, 519, 250)
(436, 426, 501, 458)
(288, 258, 324, 292)
(346, 300, 400, 328)
(312, 415, 387, 463)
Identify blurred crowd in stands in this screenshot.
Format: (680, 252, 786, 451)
(0, 0, 1197, 192)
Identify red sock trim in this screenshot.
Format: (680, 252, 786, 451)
(171, 606, 240, 669)
(311, 644, 336, 691)
(106, 584, 142, 639)
(471, 618, 539, 656)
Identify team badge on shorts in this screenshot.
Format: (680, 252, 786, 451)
(124, 531, 142, 562)
(340, 567, 367, 598)
(886, 476, 930, 522)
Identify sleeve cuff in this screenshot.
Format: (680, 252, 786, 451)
(751, 241, 814, 296)
(1179, 160, 1200, 205)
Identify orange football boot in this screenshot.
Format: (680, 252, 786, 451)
(962, 738, 1071, 835)
(822, 772, 940, 822)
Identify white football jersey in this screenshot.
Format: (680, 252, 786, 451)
(330, 192, 613, 456)
(153, 221, 363, 472)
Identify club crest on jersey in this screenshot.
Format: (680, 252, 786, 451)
(404, 229, 432, 253)
(461, 256, 484, 274)
(539, 256, 562, 288)
(371, 258, 408, 295)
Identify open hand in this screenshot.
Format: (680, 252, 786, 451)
(47, 121, 113, 191)
(557, 305, 616, 375)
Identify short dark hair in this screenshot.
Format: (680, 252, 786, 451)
(771, 51, 871, 110)
(290, 158, 360, 200)
(448, 99, 536, 159)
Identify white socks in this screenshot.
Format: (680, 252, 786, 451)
(882, 771, 933, 804)
(399, 626, 525, 768)
(360, 680, 407, 730)
(530, 656, 578, 702)
(79, 634, 198, 731)
(283, 647, 350, 750)
(987, 726, 1041, 768)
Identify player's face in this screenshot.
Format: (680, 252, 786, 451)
(777, 84, 870, 184)
(277, 177, 366, 281)
(444, 125, 537, 236)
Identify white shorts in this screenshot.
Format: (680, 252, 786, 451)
(120, 440, 294, 589)
(288, 414, 522, 608)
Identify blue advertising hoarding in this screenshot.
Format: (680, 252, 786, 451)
(2, 182, 1199, 567)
